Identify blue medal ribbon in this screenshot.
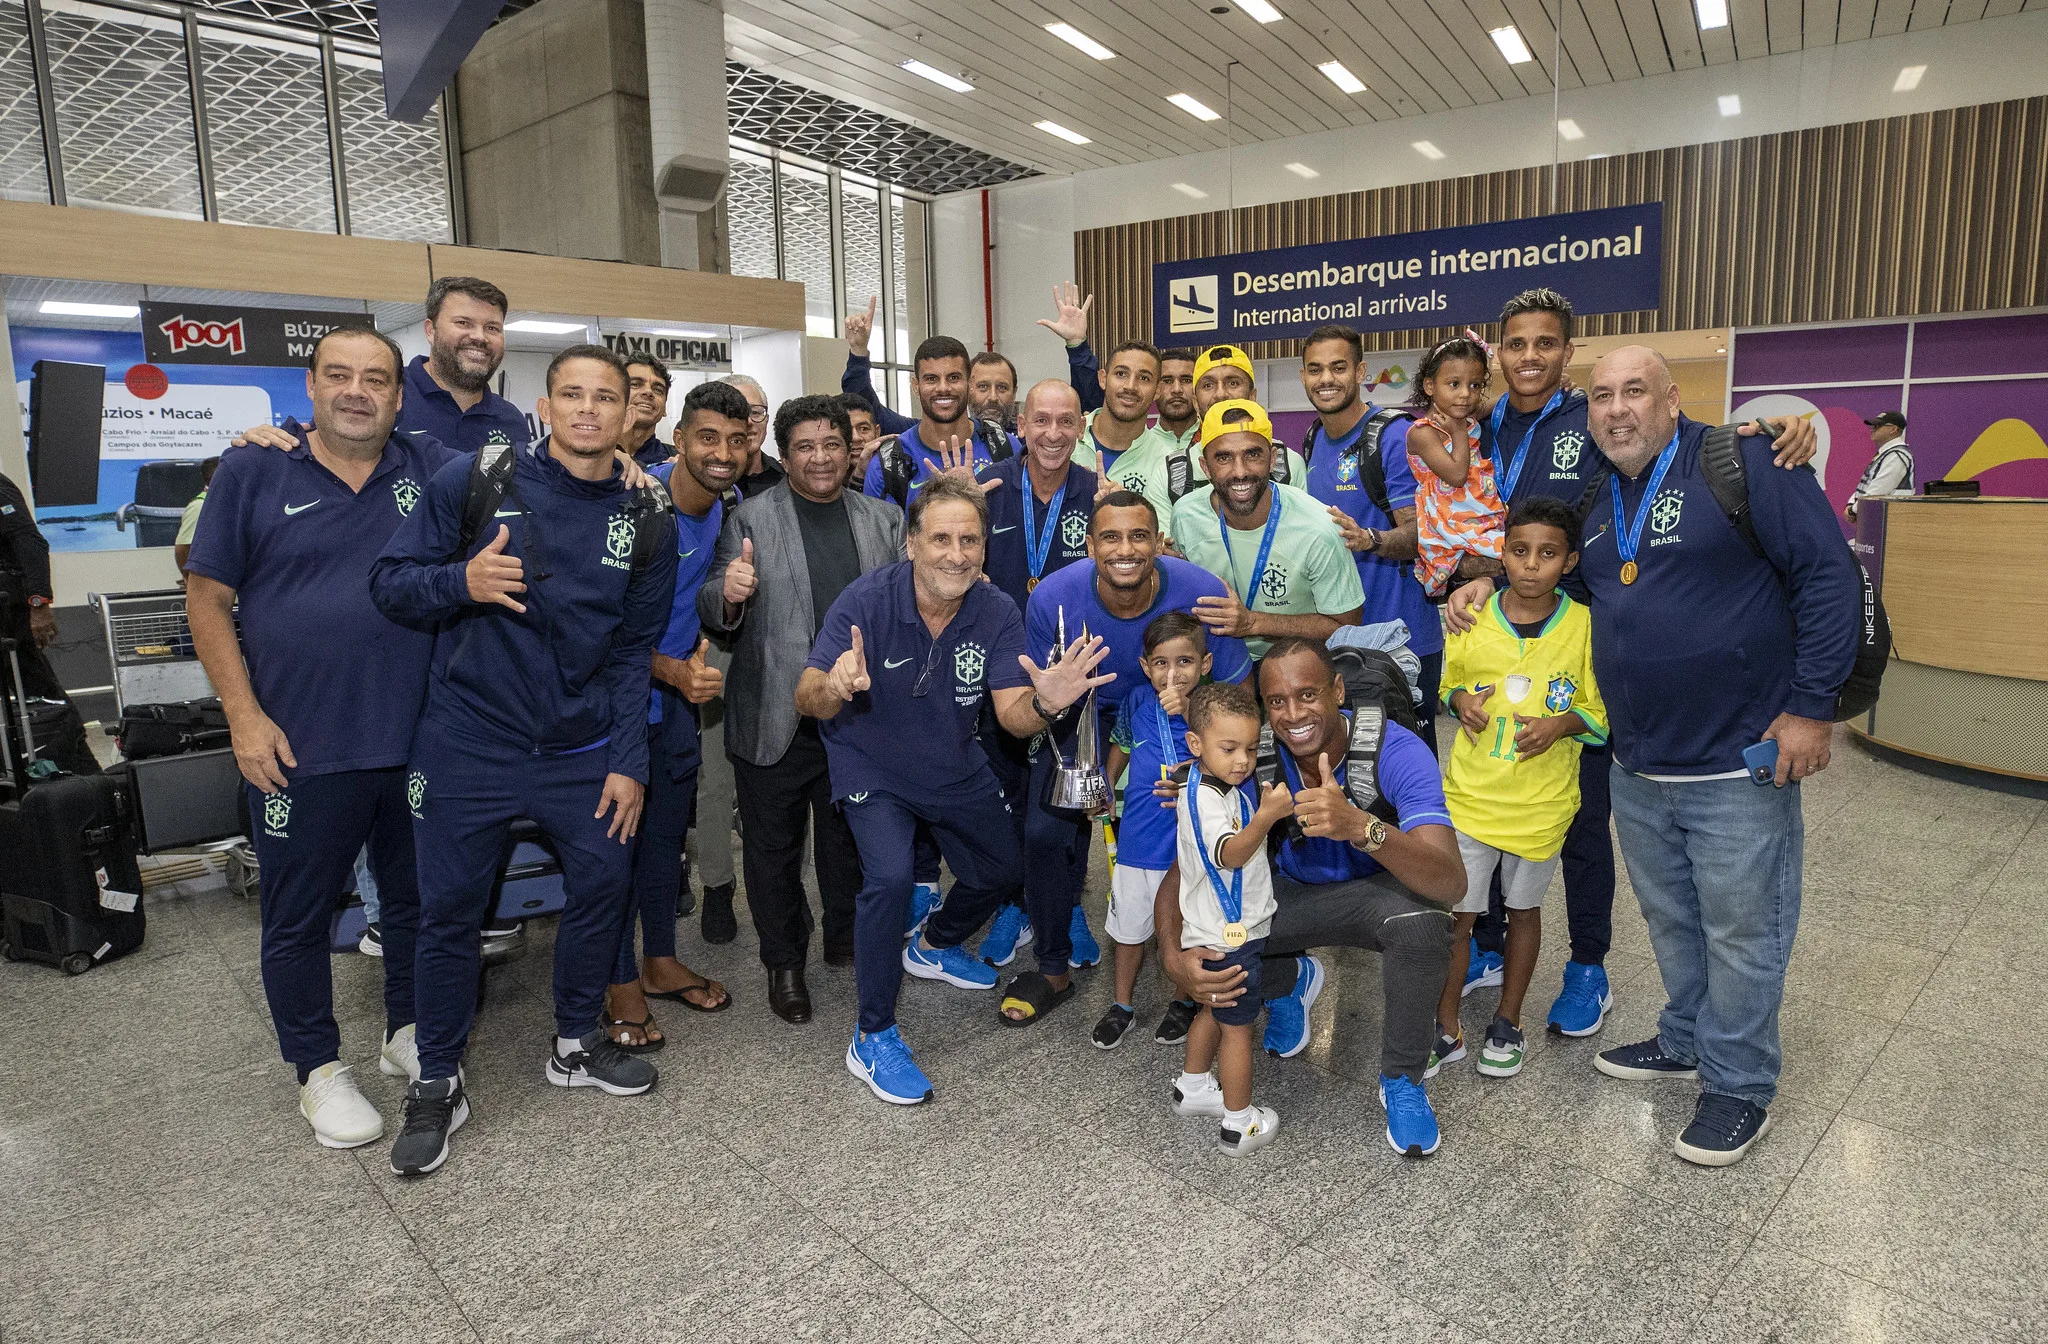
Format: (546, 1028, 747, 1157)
(1021, 475, 1067, 583)
(1488, 388, 1566, 504)
(1218, 491, 1283, 609)
(1186, 766, 1248, 928)
(1608, 429, 1682, 574)
(1152, 696, 1180, 776)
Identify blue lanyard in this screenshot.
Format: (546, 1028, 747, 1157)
(1218, 492, 1282, 609)
(1020, 475, 1067, 581)
(1608, 430, 1682, 569)
(1488, 389, 1565, 504)
(1151, 697, 1181, 772)
(1186, 766, 1247, 926)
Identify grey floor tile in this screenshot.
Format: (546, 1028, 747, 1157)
(1178, 1245, 1482, 1344)
(1687, 1244, 2024, 1344)
(1900, 955, 2048, 1041)
(1760, 1115, 2048, 1340)
(1794, 879, 1961, 954)
(214, 1265, 484, 1344)
(1844, 1024, 2048, 1166)
(1944, 895, 2048, 972)
(1782, 921, 1942, 1023)
(718, 1249, 972, 1344)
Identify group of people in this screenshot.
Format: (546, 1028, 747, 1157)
(172, 268, 1862, 1179)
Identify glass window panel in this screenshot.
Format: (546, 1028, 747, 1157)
(726, 149, 775, 280)
(892, 194, 929, 365)
(44, 2, 202, 217)
(778, 161, 833, 338)
(334, 54, 450, 243)
(894, 368, 912, 418)
(0, 1, 48, 202)
(200, 29, 334, 232)
(840, 178, 881, 325)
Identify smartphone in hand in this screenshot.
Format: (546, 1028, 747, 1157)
(1741, 740, 1779, 786)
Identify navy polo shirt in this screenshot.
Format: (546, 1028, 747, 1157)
(1272, 721, 1451, 884)
(185, 426, 459, 777)
(1024, 557, 1253, 722)
(977, 456, 1095, 613)
(1304, 416, 1442, 657)
(807, 560, 1030, 806)
(394, 355, 530, 456)
(861, 424, 1017, 506)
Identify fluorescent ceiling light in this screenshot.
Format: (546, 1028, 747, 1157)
(1695, 0, 1729, 29)
(1168, 92, 1221, 121)
(1284, 162, 1319, 178)
(40, 300, 139, 318)
(1035, 119, 1092, 144)
(1489, 25, 1534, 64)
(901, 60, 973, 93)
(1412, 140, 1445, 160)
(1229, 0, 1284, 22)
(1045, 22, 1116, 60)
(647, 328, 719, 339)
(505, 319, 586, 334)
(1893, 64, 1926, 92)
(1557, 118, 1584, 141)
(1718, 94, 1741, 116)
(1172, 182, 1210, 199)
(1317, 60, 1365, 94)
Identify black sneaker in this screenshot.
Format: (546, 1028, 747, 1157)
(1674, 1092, 1773, 1167)
(1091, 1004, 1135, 1050)
(546, 1030, 658, 1096)
(701, 883, 738, 945)
(481, 916, 522, 941)
(390, 1076, 469, 1178)
(358, 922, 384, 957)
(1153, 999, 1198, 1045)
(1594, 1036, 1700, 1082)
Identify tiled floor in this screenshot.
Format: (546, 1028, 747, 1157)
(3, 726, 2044, 1343)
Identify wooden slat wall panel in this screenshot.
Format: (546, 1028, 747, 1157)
(1076, 97, 2048, 358)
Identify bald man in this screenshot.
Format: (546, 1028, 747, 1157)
(1572, 345, 1859, 1168)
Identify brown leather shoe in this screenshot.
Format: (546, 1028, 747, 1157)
(767, 967, 812, 1024)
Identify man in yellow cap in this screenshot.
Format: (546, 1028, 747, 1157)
(1169, 399, 1363, 658)
(1131, 346, 1309, 532)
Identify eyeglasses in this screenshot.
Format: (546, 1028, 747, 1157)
(746, 405, 769, 422)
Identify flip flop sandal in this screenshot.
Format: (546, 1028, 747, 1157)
(999, 970, 1076, 1027)
(605, 1012, 666, 1053)
(645, 979, 732, 1013)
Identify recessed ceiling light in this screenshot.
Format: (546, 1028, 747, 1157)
(901, 60, 973, 93)
(1035, 119, 1092, 144)
(1718, 94, 1741, 116)
(1412, 140, 1445, 160)
(1893, 64, 1926, 92)
(1168, 93, 1221, 121)
(1284, 162, 1319, 178)
(1317, 60, 1365, 94)
(1489, 25, 1534, 64)
(40, 300, 139, 318)
(1695, 0, 1728, 29)
(1229, 0, 1284, 22)
(648, 328, 719, 339)
(1045, 23, 1116, 60)
(1172, 182, 1210, 199)
(1587, 152, 1609, 160)
(1557, 118, 1584, 141)
(506, 320, 587, 334)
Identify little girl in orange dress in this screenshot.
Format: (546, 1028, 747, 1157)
(1406, 336, 1503, 597)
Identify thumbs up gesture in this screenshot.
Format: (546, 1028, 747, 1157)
(827, 625, 871, 702)
(723, 535, 758, 606)
(657, 635, 725, 704)
(1293, 752, 1361, 840)
(465, 524, 527, 613)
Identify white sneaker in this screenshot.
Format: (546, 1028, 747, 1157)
(380, 1024, 421, 1081)
(1217, 1105, 1281, 1158)
(1171, 1072, 1227, 1117)
(299, 1062, 383, 1149)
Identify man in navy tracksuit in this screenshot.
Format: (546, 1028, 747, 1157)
(1576, 347, 1857, 1167)
(185, 328, 455, 1150)
(370, 345, 677, 1178)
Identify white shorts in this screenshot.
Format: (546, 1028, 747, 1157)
(1454, 832, 1558, 915)
(1106, 864, 1166, 944)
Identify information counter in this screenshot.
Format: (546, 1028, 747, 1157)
(1852, 498, 2048, 782)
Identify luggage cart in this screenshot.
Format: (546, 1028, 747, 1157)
(87, 588, 220, 714)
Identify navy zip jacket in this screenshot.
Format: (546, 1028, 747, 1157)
(1477, 388, 1595, 508)
(1577, 415, 1859, 777)
(369, 440, 678, 783)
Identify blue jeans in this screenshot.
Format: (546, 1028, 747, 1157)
(1608, 765, 1803, 1107)
(354, 845, 380, 923)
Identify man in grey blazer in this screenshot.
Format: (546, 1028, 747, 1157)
(699, 395, 905, 1023)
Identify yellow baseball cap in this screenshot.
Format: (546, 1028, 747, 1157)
(1199, 398, 1273, 446)
(1192, 344, 1256, 387)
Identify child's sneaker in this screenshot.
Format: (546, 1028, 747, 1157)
(976, 904, 1032, 967)
(1171, 1071, 1226, 1117)
(1476, 1017, 1525, 1078)
(1091, 1003, 1135, 1050)
(1217, 1105, 1280, 1158)
(1153, 999, 1198, 1045)
(1424, 1030, 1465, 1079)
(1067, 905, 1101, 968)
(1461, 938, 1503, 997)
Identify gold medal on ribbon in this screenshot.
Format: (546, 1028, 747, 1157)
(1222, 921, 1247, 948)
(1026, 576, 1040, 592)
(1619, 560, 1639, 585)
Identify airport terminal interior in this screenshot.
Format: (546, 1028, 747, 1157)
(2, 0, 2047, 1341)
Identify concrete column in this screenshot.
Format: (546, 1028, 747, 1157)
(643, 0, 729, 272)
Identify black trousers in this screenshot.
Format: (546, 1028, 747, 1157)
(730, 721, 862, 971)
(1473, 742, 1615, 963)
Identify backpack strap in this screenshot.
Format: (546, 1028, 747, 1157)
(1344, 705, 1397, 822)
(1698, 423, 1767, 560)
(879, 437, 915, 507)
(1164, 448, 1195, 503)
(624, 481, 670, 572)
(975, 419, 1014, 464)
(458, 438, 519, 555)
(1302, 411, 1401, 519)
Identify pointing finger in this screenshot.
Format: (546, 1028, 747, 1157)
(850, 625, 865, 663)
(866, 295, 877, 323)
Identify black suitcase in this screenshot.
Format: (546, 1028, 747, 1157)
(0, 773, 147, 974)
(25, 696, 100, 776)
(117, 697, 231, 760)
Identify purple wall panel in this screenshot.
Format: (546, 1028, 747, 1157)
(1731, 323, 1909, 388)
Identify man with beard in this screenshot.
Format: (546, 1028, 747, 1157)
(622, 356, 673, 468)
(970, 352, 1019, 431)
(839, 297, 1021, 438)
(862, 337, 1021, 506)
(396, 277, 530, 452)
(1130, 347, 1311, 529)
(1171, 401, 1364, 660)
(186, 328, 455, 1148)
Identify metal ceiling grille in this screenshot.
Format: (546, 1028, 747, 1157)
(200, 31, 336, 231)
(725, 62, 1034, 197)
(43, 5, 204, 217)
(180, 0, 543, 42)
(726, 149, 777, 279)
(334, 55, 451, 242)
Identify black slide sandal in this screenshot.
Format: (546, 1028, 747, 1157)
(999, 971, 1076, 1027)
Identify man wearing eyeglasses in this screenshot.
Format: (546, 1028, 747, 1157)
(720, 374, 784, 497)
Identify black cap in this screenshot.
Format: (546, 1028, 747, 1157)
(1864, 411, 1907, 431)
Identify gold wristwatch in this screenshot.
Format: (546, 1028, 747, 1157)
(1356, 816, 1389, 853)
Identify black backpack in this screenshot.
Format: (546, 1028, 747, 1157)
(458, 438, 669, 572)
(1252, 644, 1417, 845)
(877, 419, 1014, 506)
(1296, 407, 1407, 520)
(1572, 422, 1890, 722)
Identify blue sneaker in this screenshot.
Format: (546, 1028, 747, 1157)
(1378, 1074, 1441, 1158)
(1262, 955, 1326, 1059)
(1594, 1036, 1699, 1081)
(1546, 960, 1614, 1037)
(1067, 905, 1101, 969)
(1461, 938, 1503, 998)
(845, 1026, 932, 1105)
(902, 937, 998, 990)
(905, 883, 943, 939)
(977, 904, 1033, 968)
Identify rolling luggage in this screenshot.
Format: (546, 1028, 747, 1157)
(491, 819, 567, 921)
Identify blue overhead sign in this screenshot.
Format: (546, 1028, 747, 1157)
(1152, 203, 1663, 343)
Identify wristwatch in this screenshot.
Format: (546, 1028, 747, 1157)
(1362, 527, 1381, 554)
(27, 595, 50, 609)
(1355, 816, 1389, 853)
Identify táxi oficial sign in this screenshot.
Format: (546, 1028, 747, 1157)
(140, 300, 374, 367)
(1152, 203, 1662, 343)
(601, 330, 731, 369)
